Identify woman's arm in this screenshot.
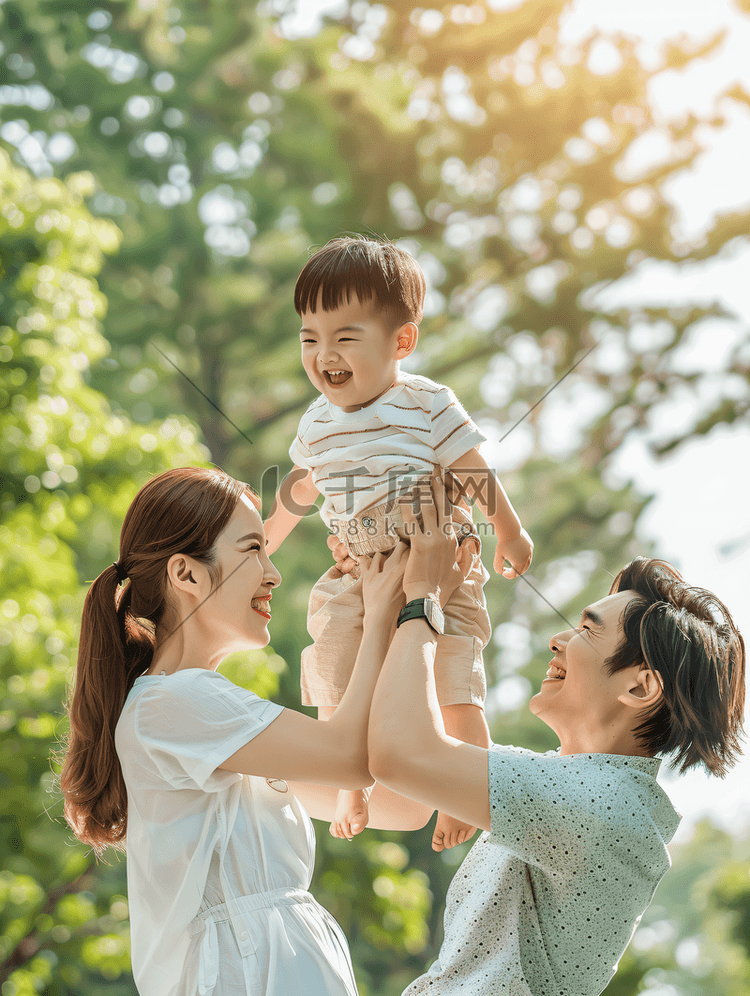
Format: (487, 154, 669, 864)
(368, 472, 492, 831)
(285, 780, 435, 830)
(219, 545, 408, 790)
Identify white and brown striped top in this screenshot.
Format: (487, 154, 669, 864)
(289, 372, 486, 525)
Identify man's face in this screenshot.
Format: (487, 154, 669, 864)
(529, 590, 640, 742)
(299, 293, 410, 412)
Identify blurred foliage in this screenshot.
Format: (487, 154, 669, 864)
(604, 820, 750, 996)
(0, 148, 208, 993)
(1, 0, 749, 993)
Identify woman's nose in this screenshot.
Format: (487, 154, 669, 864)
(266, 562, 282, 589)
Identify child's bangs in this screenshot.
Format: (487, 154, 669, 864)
(295, 255, 384, 316)
(294, 236, 425, 325)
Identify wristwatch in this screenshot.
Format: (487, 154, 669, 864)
(396, 597, 445, 636)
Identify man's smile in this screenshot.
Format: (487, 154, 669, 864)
(544, 661, 566, 680)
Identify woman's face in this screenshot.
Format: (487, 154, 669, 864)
(201, 493, 282, 651)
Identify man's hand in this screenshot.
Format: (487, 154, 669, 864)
(327, 532, 360, 577)
(401, 470, 475, 608)
(493, 528, 533, 579)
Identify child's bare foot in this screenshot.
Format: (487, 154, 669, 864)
(330, 789, 370, 840)
(432, 812, 477, 851)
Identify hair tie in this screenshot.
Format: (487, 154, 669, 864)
(112, 561, 129, 583)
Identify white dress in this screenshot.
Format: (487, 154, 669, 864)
(114, 668, 358, 996)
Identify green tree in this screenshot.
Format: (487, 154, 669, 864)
(603, 820, 750, 996)
(0, 150, 207, 994)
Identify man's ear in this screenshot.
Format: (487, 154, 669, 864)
(618, 665, 664, 711)
(395, 322, 419, 358)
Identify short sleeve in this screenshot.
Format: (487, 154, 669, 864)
(135, 670, 284, 792)
(430, 385, 486, 467)
(289, 397, 325, 470)
(488, 744, 626, 874)
(288, 433, 313, 470)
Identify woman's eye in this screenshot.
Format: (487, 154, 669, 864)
(244, 545, 261, 553)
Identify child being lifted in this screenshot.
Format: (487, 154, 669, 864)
(264, 236, 533, 850)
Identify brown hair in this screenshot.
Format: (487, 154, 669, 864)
(57, 466, 259, 858)
(607, 557, 745, 777)
(294, 234, 427, 328)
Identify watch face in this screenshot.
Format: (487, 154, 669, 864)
(397, 597, 444, 635)
(424, 598, 445, 635)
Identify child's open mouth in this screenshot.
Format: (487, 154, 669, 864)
(324, 370, 353, 386)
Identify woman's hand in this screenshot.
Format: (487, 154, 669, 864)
(401, 470, 474, 608)
(359, 543, 408, 628)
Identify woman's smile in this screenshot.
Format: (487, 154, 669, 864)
(251, 595, 272, 619)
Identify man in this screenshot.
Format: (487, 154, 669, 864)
(367, 472, 745, 996)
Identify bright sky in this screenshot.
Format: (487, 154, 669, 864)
(562, 0, 750, 844)
(282, 0, 750, 842)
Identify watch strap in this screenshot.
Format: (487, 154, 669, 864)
(397, 597, 444, 635)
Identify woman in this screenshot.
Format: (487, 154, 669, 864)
(58, 466, 438, 996)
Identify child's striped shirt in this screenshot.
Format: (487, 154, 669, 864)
(289, 373, 486, 525)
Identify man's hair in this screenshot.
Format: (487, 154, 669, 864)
(294, 235, 427, 329)
(607, 557, 745, 777)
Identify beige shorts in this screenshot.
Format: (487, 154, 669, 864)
(301, 475, 491, 709)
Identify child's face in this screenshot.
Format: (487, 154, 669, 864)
(299, 293, 415, 412)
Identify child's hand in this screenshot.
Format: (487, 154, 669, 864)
(326, 532, 359, 577)
(493, 528, 533, 579)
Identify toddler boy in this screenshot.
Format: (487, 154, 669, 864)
(264, 236, 533, 850)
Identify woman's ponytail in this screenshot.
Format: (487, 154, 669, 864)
(58, 564, 155, 857)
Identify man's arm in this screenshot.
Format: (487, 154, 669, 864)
(449, 447, 533, 578)
(367, 472, 492, 829)
(263, 464, 319, 555)
(368, 616, 491, 831)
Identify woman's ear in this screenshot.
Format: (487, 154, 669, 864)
(166, 554, 202, 597)
(618, 665, 664, 712)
